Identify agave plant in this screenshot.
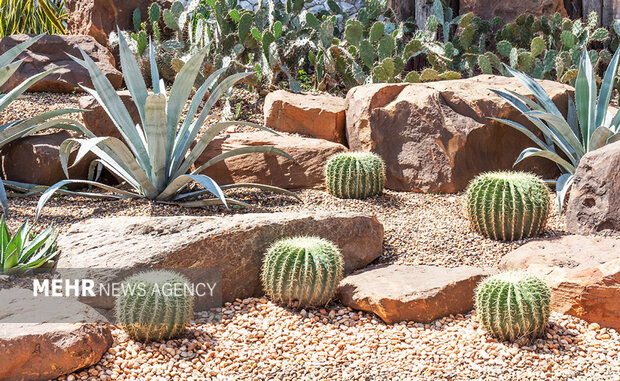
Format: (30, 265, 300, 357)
(492, 47, 620, 212)
(0, 34, 84, 216)
(0, 0, 67, 37)
(35, 30, 297, 218)
(0, 217, 58, 274)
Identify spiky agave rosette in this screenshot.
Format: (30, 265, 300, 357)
(261, 236, 344, 307)
(465, 171, 550, 241)
(474, 271, 551, 342)
(325, 152, 385, 199)
(115, 270, 194, 342)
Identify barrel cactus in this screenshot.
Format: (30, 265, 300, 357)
(475, 271, 551, 341)
(325, 152, 385, 199)
(466, 171, 550, 241)
(116, 270, 194, 342)
(261, 236, 344, 307)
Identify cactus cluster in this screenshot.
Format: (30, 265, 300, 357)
(466, 171, 550, 241)
(261, 236, 344, 307)
(325, 152, 385, 199)
(115, 270, 194, 342)
(475, 272, 551, 341)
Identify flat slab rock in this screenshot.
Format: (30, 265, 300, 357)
(338, 264, 494, 324)
(0, 288, 112, 381)
(500, 235, 620, 331)
(57, 211, 384, 309)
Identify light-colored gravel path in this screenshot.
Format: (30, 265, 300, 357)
(59, 298, 620, 381)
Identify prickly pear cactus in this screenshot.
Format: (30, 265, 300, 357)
(261, 236, 344, 307)
(466, 171, 550, 241)
(116, 270, 194, 342)
(475, 271, 551, 341)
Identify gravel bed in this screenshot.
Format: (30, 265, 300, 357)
(58, 298, 620, 381)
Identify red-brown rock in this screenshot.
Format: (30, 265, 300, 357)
(194, 131, 348, 189)
(0, 288, 112, 381)
(566, 141, 620, 235)
(345, 75, 568, 193)
(66, 0, 171, 46)
(264, 90, 347, 145)
(0, 34, 122, 93)
(79, 91, 137, 141)
(338, 264, 495, 324)
(459, 0, 567, 22)
(0, 131, 93, 186)
(500, 235, 620, 331)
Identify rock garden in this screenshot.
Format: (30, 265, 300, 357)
(0, 0, 619, 380)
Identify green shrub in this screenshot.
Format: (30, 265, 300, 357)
(261, 236, 344, 307)
(475, 271, 551, 341)
(0, 217, 58, 274)
(325, 152, 385, 199)
(0, 0, 67, 37)
(116, 270, 194, 342)
(466, 171, 550, 241)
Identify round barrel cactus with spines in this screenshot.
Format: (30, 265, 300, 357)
(475, 271, 551, 341)
(325, 152, 385, 199)
(116, 270, 194, 342)
(466, 171, 550, 241)
(261, 236, 344, 307)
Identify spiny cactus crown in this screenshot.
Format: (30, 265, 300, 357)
(475, 271, 551, 342)
(325, 151, 385, 199)
(261, 236, 344, 307)
(466, 171, 550, 241)
(115, 270, 194, 342)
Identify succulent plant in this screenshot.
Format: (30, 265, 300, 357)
(325, 152, 385, 199)
(475, 271, 551, 341)
(116, 270, 194, 342)
(466, 171, 550, 241)
(261, 236, 344, 307)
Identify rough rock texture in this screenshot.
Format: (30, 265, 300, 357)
(0, 288, 112, 381)
(56, 212, 384, 308)
(66, 0, 170, 46)
(345, 75, 568, 193)
(0, 131, 92, 186)
(566, 141, 620, 235)
(194, 131, 348, 190)
(79, 90, 137, 141)
(338, 264, 494, 324)
(0, 34, 122, 93)
(500, 235, 620, 331)
(459, 0, 567, 22)
(264, 90, 347, 145)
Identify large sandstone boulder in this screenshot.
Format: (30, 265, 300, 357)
(345, 75, 568, 192)
(566, 141, 620, 235)
(0, 34, 122, 93)
(0, 288, 112, 381)
(66, 0, 170, 46)
(0, 131, 92, 186)
(79, 90, 137, 141)
(500, 235, 620, 331)
(338, 264, 494, 324)
(56, 212, 384, 308)
(264, 90, 347, 145)
(194, 131, 347, 190)
(459, 0, 567, 23)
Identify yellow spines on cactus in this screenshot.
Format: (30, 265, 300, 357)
(325, 151, 385, 199)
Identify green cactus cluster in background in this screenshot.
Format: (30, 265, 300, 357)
(325, 152, 385, 199)
(466, 171, 550, 241)
(261, 236, 344, 307)
(116, 270, 195, 342)
(475, 271, 551, 342)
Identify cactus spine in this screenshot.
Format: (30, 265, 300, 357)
(466, 171, 550, 241)
(475, 271, 551, 341)
(116, 270, 194, 342)
(326, 152, 385, 199)
(261, 236, 344, 307)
